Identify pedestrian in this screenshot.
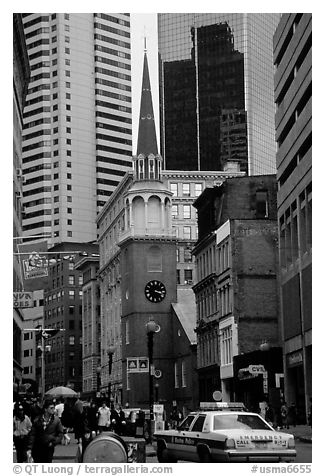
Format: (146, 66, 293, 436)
(85, 400, 99, 435)
(116, 406, 127, 436)
(307, 398, 312, 427)
(27, 399, 63, 463)
(13, 403, 32, 462)
(73, 402, 86, 444)
(61, 399, 74, 431)
(97, 401, 111, 432)
(30, 397, 42, 423)
(110, 403, 120, 432)
(280, 400, 289, 429)
(288, 402, 297, 427)
(265, 403, 274, 426)
(55, 397, 65, 419)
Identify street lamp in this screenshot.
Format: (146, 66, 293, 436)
(107, 345, 116, 404)
(146, 318, 157, 443)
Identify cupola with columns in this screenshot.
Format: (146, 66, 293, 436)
(122, 46, 173, 240)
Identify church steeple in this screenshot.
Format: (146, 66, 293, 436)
(136, 50, 158, 156)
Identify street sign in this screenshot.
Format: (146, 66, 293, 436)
(127, 357, 149, 373)
(13, 292, 34, 308)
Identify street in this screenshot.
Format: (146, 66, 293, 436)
(13, 439, 311, 464)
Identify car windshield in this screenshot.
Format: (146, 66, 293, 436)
(213, 414, 271, 431)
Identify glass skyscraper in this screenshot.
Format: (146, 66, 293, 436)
(158, 13, 281, 175)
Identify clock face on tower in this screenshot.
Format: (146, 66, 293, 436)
(144, 280, 167, 303)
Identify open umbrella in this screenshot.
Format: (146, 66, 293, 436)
(45, 386, 78, 398)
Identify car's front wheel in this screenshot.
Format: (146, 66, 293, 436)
(157, 447, 178, 463)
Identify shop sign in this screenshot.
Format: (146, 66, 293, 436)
(287, 350, 303, 367)
(13, 292, 34, 308)
(248, 365, 265, 374)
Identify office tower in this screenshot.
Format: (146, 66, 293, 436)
(158, 13, 280, 175)
(13, 13, 30, 397)
(21, 13, 132, 245)
(274, 14, 312, 422)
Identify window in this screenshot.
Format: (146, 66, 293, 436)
(65, 36, 70, 43)
(69, 305, 74, 315)
(184, 269, 193, 284)
(183, 205, 191, 219)
(68, 275, 75, 285)
(66, 92, 71, 98)
(178, 415, 195, 431)
(69, 290, 75, 299)
(181, 360, 187, 387)
(78, 276, 83, 285)
(66, 115, 71, 122)
(66, 127, 71, 133)
(174, 362, 180, 388)
(69, 262, 74, 270)
(65, 70, 70, 77)
(64, 13, 70, 20)
(192, 415, 206, 432)
(256, 190, 269, 218)
(66, 82, 71, 88)
(147, 245, 162, 272)
(170, 183, 178, 196)
(176, 269, 180, 285)
(220, 325, 232, 366)
(66, 104, 71, 110)
(69, 336, 75, 345)
(172, 205, 178, 218)
(125, 320, 129, 344)
(65, 48, 70, 55)
(182, 183, 190, 196)
(195, 183, 203, 197)
(184, 248, 192, 262)
(183, 226, 191, 240)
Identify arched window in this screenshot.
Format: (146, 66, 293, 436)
(147, 195, 161, 229)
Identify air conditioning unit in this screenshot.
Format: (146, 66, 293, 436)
(16, 191, 23, 199)
(16, 168, 23, 178)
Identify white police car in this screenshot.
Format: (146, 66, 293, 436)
(153, 402, 296, 463)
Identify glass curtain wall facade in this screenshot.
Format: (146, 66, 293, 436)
(158, 13, 280, 175)
(21, 13, 132, 245)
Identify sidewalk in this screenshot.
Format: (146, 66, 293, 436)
(279, 425, 312, 443)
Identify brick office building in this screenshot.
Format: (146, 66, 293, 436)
(193, 175, 283, 410)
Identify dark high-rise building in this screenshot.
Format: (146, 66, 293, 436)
(274, 13, 312, 423)
(158, 13, 281, 175)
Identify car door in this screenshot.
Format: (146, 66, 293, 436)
(170, 414, 197, 461)
(183, 414, 207, 462)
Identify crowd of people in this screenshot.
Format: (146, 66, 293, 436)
(13, 396, 127, 463)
